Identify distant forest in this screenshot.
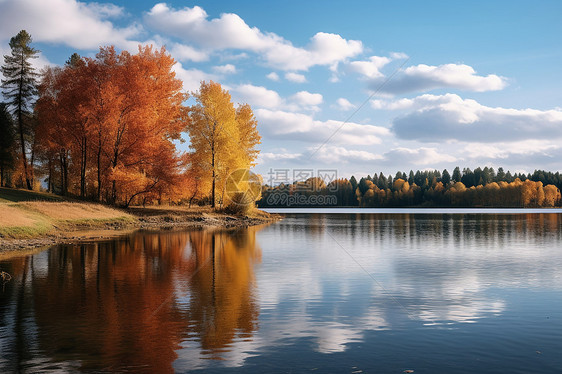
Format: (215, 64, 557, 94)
(258, 167, 562, 208)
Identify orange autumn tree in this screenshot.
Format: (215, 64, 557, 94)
(36, 55, 91, 196)
(100, 46, 185, 206)
(36, 46, 185, 206)
(186, 81, 260, 208)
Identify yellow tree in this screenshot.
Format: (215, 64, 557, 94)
(187, 81, 259, 208)
(235, 104, 261, 166)
(544, 184, 561, 207)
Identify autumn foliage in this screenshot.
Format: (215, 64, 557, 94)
(32, 46, 260, 207)
(354, 178, 561, 208)
(185, 81, 260, 208)
(35, 46, 185, 206)
(260, 170, 562, 208)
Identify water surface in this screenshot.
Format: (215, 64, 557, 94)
(1, 211, 562, 373)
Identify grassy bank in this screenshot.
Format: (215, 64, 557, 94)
(0, 188, 135, 239)
(0, 187, 277, 251)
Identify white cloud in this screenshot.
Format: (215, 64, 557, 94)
(383, 147, 457, 165)
(168, 43, 209, 62)
(145, 4, 363, 71)
(371, 63, 507, 94)
(213, 63, 237, 74)
(309, 146, 383, 163)
(290, 91, 323, 107)
(172, 62, 216, 92)
(0, 0, 141, 50)
(478, 146, 562, 171)
(266, 32, 363, 71)
(232, 86, 322, 112)
(232, 84, 283, 108)
(328, 62, 341, 82)
(85, 2, 125, 18)
(390, 51, 409, 60)
(348, 55, 391, 78)
(285, 72, 307, 83)
(146, 4, 276, 50)
(257, 152, 302, 163)
(372, 93, 457, 111)
(255, 109, 390, 145)
(335, 98, 356, 111)
(461, 140, 560, 160)
(266, 72, 280, 81)
(390, 93, 562, 143)
(222, 52, 248, 61)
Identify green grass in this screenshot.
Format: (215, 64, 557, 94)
(0, 219, 52, 238)
(0, 204, 53, 238)
(0, 187, 64, 203)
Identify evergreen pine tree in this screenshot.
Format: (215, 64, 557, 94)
(0, 103, 15, 187)
(452, 166, 461, 183)
(496, 167, 506, 182)
(1, 30, 40, 190)
(408, 170, 415, 185)
(442, 169, 451, 185)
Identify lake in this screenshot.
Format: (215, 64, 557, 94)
(1, 210, 562, 373)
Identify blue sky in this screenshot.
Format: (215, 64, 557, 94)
(1, 0, 562, 180)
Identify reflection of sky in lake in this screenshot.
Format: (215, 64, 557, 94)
(178, 213, 562, 372)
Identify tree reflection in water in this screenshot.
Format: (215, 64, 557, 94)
(0, 226, 263, 373)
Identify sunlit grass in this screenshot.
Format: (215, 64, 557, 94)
(0, 206, 52, 238)
(0, 188, 135, 239)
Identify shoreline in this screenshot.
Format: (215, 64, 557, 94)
(0, 206, 281, 253)
(261, 207, 562, 214)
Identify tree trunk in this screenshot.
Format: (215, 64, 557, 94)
(188, 179, 199, 208)
(17, 109, 31, 190)
(59, 149, 68, 196)
(211, 145, 216, 208)
(80, 137, 87, 198)
(63, 153, 68, 195)
(97, 135, 102, 201)
(111, 180, 116, 205)
(59, 152, 65, 195)
(110, 141, 119, 205)
(212, 172, 216, 208)
(47, 158, 52, 192)
(30, 136, 36, 188)
(16, 64, 32, 190)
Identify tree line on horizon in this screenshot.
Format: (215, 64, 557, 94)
(0, 30, 260, 209)
(258, 166, 562, 208)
